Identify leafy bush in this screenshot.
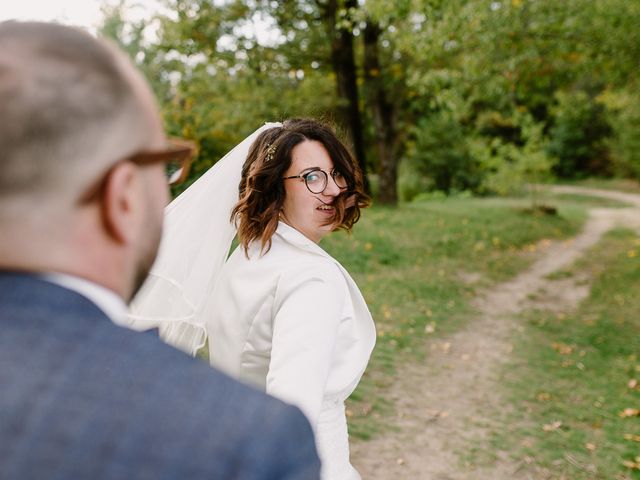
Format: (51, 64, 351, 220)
(547, 90, 613, 178)
(478, 114, 553, 199)
(600, 87, 640, 179)
(408, 112, 481, 193)
(397, 159, 433, 202)
(475, 110, 522, 145)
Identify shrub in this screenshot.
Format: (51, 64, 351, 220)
(547, 90, 613, 178)
(600, 87, 640, 179)
(408, 112, 481, 193)
(397, 159, 433, 202)
(478, 114, 553, 200)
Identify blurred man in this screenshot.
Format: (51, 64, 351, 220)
(0, 21, 320, 479)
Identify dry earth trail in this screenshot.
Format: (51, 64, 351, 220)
(350, 186, 640, 480)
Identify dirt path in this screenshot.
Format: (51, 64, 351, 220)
(350, 186, 640, 480)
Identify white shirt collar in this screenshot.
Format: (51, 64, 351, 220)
(275, 221, 331, 257)
(41, 272, 128, 326)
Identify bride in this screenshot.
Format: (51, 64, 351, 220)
(128, 118, 376, 480)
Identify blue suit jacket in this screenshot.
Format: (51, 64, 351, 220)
(0, 272, 320, 480)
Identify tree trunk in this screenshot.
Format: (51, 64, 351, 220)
(319, 0, 369, 191)
(363, 20, 398, 205)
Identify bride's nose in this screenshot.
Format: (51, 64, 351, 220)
(323, 176, 341, 197)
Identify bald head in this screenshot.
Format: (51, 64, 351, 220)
(0, 21, 163, 221)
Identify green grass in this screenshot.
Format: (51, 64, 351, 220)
(547, 192, 631, 209)
(321, 195, 596, 440)
(555, 177, 640, 194)
(489, 229, 640, 479)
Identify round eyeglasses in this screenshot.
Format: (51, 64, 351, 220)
(283, 168, 349, 194)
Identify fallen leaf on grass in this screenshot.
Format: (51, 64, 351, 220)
(543, 421, 563, 432)
(552, 342, 574, 355)
(585, 443, 597, 451)
(623, 433, 640, 442)
(537, 392, 551, 402)
(619, 408, 640, 418)
(622, 457, 640, 470)
(628, 378, 638, 389)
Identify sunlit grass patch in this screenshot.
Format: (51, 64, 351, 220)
(548, 192, 631, 209)
(494, 229, 640, 479)
(558, 178, 640, 194)
(322, 195, 593, 439)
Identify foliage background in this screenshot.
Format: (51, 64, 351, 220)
(100, 0, 639, 204)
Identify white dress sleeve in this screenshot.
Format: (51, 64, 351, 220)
(266, 263, 346, 428)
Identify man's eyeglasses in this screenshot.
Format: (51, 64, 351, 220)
(79, 137, 196, 203)
(283, 168, 348, 194)
(131, 137, 196, 186)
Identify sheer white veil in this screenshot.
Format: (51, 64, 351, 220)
(126, 122, 282, 355)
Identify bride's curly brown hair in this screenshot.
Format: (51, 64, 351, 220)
(231, 118, 370, 255)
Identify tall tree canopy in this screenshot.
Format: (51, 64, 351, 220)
(101, 0, 640, 202)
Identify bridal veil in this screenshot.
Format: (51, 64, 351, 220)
(127, 122, 282, 355)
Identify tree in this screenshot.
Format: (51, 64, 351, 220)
(318, 0, 368, 186)
(100, 0, 640, 197)
(252, 0, 414, 203)
(363, 20, 398, 203)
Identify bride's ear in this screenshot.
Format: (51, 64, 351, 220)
(100, 162, 138, 244)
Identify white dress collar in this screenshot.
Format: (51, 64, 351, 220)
(274, 221, 333, 259)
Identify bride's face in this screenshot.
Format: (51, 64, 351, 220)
(281, 139, 342, 243)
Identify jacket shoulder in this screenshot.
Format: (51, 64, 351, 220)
(0, 289, 320, 479)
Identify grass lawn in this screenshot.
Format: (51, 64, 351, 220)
(490, 228, 640, 479)
(322, 194, 594, 440)
(555, 177, 640, 194)
(321, 187, 639, 478)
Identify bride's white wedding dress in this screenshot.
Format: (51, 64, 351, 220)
(206, 222, 376, 480)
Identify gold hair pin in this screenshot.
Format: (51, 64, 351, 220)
(265, 143, 276, 163)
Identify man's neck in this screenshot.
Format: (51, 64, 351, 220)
(0, 240, 130, 302)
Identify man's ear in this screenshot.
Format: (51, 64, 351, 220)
(101, 162, 138, 244)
